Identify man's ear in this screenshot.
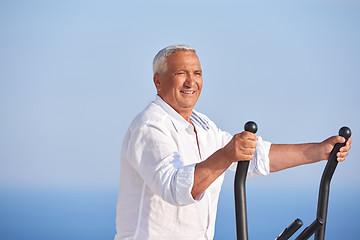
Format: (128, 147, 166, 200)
(153, 73, 161, 92)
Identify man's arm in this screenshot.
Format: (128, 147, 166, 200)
(191, 131, 257, 199)
(191, 134, 352, 199)
(269, 136, 352, 172)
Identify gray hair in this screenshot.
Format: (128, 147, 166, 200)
(153, 44, 196, 74)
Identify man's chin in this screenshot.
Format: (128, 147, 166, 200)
(179, 103, 197, 110)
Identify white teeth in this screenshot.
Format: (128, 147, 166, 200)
(181, 91, 194, 94)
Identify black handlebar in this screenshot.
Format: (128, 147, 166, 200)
(314, 126, 351, 240)
(234, 123, 351, 240)
(234, 121, 257, 240)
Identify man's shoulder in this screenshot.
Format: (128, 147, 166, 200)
(129, 101, 169, 130)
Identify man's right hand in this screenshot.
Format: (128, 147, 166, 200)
(192, 131, 257, 199)
(223, 131, 257, 163)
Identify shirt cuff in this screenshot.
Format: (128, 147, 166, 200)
(228, 136, 271, 177)
(174, 163, 204, 205)
(248, 136, 271, 177)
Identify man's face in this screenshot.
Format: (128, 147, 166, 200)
(154, 51, 203, 119)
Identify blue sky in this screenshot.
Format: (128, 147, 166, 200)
(1, 0, 359, 191)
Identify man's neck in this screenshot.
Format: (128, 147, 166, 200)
(179, 110, 193, 123)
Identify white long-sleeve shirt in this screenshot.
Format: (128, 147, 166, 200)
(115, 96, 271, 240)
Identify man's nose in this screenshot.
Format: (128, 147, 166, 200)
(184, 73, 195, 87)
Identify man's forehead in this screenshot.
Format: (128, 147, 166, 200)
(166, 51, 201, 66)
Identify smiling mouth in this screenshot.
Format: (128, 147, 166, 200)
(180, 90, 195, 95)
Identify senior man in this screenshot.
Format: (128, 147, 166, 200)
(114, 45, 352, 240)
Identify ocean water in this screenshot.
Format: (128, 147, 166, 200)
(0, 187, 117, 240)
(0, 186, 359, 240)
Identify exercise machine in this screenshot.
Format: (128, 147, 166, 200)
(234, 121, 351, 240)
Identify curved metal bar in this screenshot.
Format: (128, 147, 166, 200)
(234, 121, 257, 240)
(295, 218, 323, 240)
(314, 127, 351, 240)
(276, 218, 303, 240)
(234, 160, 250, 240)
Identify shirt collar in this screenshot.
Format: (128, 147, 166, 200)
(153, 95, 191, 132)
(153, 95, 210, 132)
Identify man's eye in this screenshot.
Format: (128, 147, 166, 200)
(175, 71, 186, 75)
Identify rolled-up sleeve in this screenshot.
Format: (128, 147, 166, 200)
(174, 163, 204, 203)
(248, 136, 271, 177)
(228, 136, 271, 177)
(124, 122, 200, 206)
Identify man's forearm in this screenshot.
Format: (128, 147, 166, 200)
(191, 148, 231, 199)
(191, 131, 257, 199)
(269, 143, 325, 172)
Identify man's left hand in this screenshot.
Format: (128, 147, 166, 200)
(320, 136, 352, 162)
